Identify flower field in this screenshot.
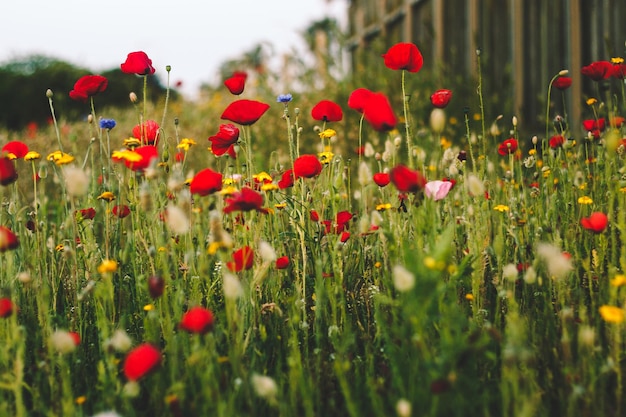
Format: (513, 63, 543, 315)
(0, 44, 626, 417)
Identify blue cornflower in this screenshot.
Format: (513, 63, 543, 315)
(99, 119, 116, 130)
(277, 94, 293, 103)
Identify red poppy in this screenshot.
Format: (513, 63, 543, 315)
(293, 155, 322, 179)
(549, 135, 565, 149)
(123, 344, 161, 381)
(348, 88, 374, 113)
(611, 63, 626, 79)
(69, 75, 108, 102)
(277, 169, 294, 189)
(223, 187, 268, 214)
(552, 77, 572, 90)
(276, 256, 290, 269)
(335, 211, 353, 233)
(430, 89, 453, 108)
(0, 157, 18, 186)
(190, 168, 223, 196)
(382, 42, 424, 72)
(497, 138, 519, 156)
(221, 99, 270, 125)
(224, 71, 247, 95)
(112, 205, 131, 218)
(581, 61, 612, 81)
(227, 246, 254, 272)
(582, 118, 605, 132)
(2, 141, 29, 159)
(0, 298, 16, 318)
(69, 332, 81, 346)
(148, 275, 165, 298)
(311, 100, 343, 122)
(389, 164, 426, 193)
(120, 51, 156, 76)
(310, 210, 320, 222)
(373, 172, 390, 187)
(125, 146, 158, 172)
(363, 92, 397, 132)
(132, 120, 160, 145)
(340, 231, 350, 243)
(76, 207, 96, 220)
(208, 124, 240, 158)
(581, 212, 608, 233)
(180, 306, 214, 334)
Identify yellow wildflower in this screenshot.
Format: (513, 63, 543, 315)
(24, 151, 41, 161)
(493, 204, 510, 212)
(5, 153, 17, 160)
(620, 187, 626, 193)
(176, 138, 197, 151)
(599, 305, 625, 323)
(465, 293, 474, 301)
(319, 128, 336, 139)
(374, 261, 382, 268)
(586, 98, 597, 106)
(143, 304, 155, 311)
(376, 203, 392, 211)
(123, 137, 142, 149)
(611, 57, 624, 64)
(274, 203, 287, 210)
(449, 116, 458, 125)
(610, 275, 626, 287)
(55, 244, 64, 252)
(97, 191, 116, 202)
(220, 186, 238, 196)
(75, 396, 87, 405)
(261, 183, 279, 192)
(253, 171, 272, 183)
(528, 149, 536, 156)
(112, 149, 141, 162)
(97, 259, 118, 274)
(473, 113, 481, 121)
(577, 196, 593, 205)
(47, 151, 75, 165)
(318, 151, 334, 164)
(440, 137, 452, 149)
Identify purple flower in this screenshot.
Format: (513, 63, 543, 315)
(277, 94, 293, 103)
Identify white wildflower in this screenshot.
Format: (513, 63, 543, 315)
(392, 265, 415, 292)
(63, 166, 89, 197)
(165, 205, 190, 235)
(223, 272, 243, 300)
(536, 242, 573, 280)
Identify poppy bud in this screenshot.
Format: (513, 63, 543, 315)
(148, 275, 165, 298)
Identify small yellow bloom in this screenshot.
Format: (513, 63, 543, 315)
(97, 191, 116, 202)
(424, 256, 437, 270)
(208, 241, 224, 255)
(465, 293, 474, 301)
(24, 151, 41, 161)
(55, 244, 64, 252)
(318, 151, 334, 164)
(112, 149, 141, 162)
(611, 57, 624, 64)
(449, 116, 458, 125)
(46, 151, 75, 165)
(5, 153, 17, 160)
(611, 275, 626, 287)
(376, 203, 392, 211)
(220, 185, 238, 196)
(586, 98, 597, 106)
(428, 165, 437, 172)
(253, 171, 272, 183)
(97, 259, 118, 274)
(176, 138, 197, 151)
(123, 137, 142, 149)
(261, 183, 279, 192)
(143, 304, 155, 311)
(374, 261, 382, 268)
(620, 187, 626, 193)
(184, 178, 193, 186)
(75, 396, 87, 405)
(599, 305, 625, 323)
(577, 196, 593, 205)
(493, 204, 510, 212)
(157, 246, 168, 253)
(440, 137, 452, 149)
(319, 128, 337, 139)
(528, 149, 536, 156)
(473, 113, 481, 121)
(274, 203, 287, 210)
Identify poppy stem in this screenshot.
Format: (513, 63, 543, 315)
(401, 70, 412, 167)
(47, 94, 63, 152)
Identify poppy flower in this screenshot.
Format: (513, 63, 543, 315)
(389, 164, 426, 193)
(224, 71, 247, 95)
(69, 75, 108, 102)
(582, 118, 605, 132)
(112, 205, 131, 218)
(2, 141, 29, 159)
(311, 100, 343, 122)
(120, 51, 156, 75)
(362, 92, 397, 131)
(581, 61, 612, 81)
(310, 210, 320, 222)
(208, 124, 240, 158)
(348, 88, 374, 113)
(221, 99, 270, 125)
(549, 135, 565, 149)
(125, 146, 158, 172)
(123, 343, 161, 381)
(552, 77, 572, 90)
(335, 211, 353, 233)
(340, 231, 350, 243)
(373, 172, 390, 187)
(0, 298, 16, 318)
(581, 212, 608, 233)
(0, 226, 18, 252)
(430, 89, 453, 108)
(190, 168, 223, 196)
(293, 155, 322, 179)
(278, 169, 294, 189)
(611, 63, 626, 79)
(276, 256, 290, 269)
(0, 157, 18, 186)
(610, 116, 625, 128)
(180, 306, 214, 334)
(227, 246, 254, 272)
(424, 180, 453, 201)
(76, 207, 96, 220)
(223, 187, 268, 214)
(382, 42, 424, 72)
(132, 120, 160, 145)
(497, 138, 519, 156)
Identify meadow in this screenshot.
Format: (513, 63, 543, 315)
(0, 45, 625, 417)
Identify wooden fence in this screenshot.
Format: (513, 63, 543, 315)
(346, 0, 626, 133)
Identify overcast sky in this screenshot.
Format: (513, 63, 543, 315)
(1, 0, 347, 97)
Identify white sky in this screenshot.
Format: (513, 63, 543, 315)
(1, 0, 347, 97)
